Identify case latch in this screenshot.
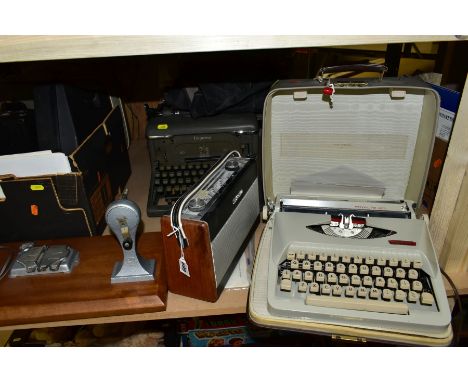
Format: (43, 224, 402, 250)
(293, 90, 308, 100)
(332, 334, 367, 343)
(262, 199, 275, 221)
(390, 89, 407, 99)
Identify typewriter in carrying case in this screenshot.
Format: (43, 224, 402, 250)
(248, 65, 453, 346)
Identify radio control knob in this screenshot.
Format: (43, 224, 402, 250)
(188, 197, 206, 212)
(225, 158, 240, 171)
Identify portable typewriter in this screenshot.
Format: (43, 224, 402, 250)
(145, 112, 258, 216)
(248, 66, 453, 346)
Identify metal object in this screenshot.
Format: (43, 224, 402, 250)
(172, 153, 259, 286)
(9, 244, 80, 277)
(105, 198, 155, 283)
(279, 197, 413, 219)
(317, 64, 388, 82)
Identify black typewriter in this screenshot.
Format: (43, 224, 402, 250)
(146, 112, 259, 216)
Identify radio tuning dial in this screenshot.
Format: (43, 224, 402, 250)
(225, 158, 240, 171)
(188, 197, 206, 212)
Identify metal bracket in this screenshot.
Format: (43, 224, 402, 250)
(106, 199, 155, 284)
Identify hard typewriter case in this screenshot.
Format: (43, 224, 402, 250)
(262, 76, 439, 208)
(250, 69, 453, 346)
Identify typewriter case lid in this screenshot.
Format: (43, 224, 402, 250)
(262, 74, 440, 209)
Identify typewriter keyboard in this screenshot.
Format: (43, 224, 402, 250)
(277, 247, 438, 315)
(147, 160, 216, 216)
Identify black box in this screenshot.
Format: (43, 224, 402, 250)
(0, 102, 38, 156)
(0, 106, 131, 243)
(34, 84, 113, 155)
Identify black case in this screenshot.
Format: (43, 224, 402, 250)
(34, 84, 113, 155)
(0, 102, 38, 156)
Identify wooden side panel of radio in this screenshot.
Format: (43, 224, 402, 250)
(161, 215, 218, 302)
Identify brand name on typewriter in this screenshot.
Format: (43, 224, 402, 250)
(193, 136, 212, 141)
(232, 189, 244, 205)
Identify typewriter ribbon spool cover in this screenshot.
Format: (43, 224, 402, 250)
(248, 76, 453, 346)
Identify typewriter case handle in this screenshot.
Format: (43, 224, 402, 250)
(317, 64, 388, 81)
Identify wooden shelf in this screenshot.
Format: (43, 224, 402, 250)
(0, 233, 168, 330)
(0, 289, 248, 331)
(0, 35, 462, 63)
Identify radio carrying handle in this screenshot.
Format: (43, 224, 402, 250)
(317, 64, 388, 81)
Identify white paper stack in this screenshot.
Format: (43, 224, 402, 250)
(0, 150, 71, 177)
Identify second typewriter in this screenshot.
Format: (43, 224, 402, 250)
(248, 70, 453, 346)
(145, 112, 259, 217)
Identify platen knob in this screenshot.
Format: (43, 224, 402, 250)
(188, 197, 206, 212)
(225, 158, 240, 171)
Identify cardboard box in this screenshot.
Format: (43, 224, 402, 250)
(423, 137, 449, 213)
(177, 315, 271, 347)
(422, 84, 461, 213)
(0, 106, 130, 243)
(0, 173, 99, 242)
(69, 106, 131, 203)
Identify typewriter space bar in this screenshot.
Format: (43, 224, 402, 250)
(305, 295, 409, 314)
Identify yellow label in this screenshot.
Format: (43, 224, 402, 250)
(157, 123, 169, 130)
(30, 185, 45, 191)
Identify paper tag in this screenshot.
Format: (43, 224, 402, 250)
(179, 257, 190, 277)
(436, 107, 455, 142)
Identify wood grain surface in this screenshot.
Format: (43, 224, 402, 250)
(0, 232, 167, 327)
(0, 36, 461, 63)
(161, 216, 218, 302)
(430, 74, 468, 270)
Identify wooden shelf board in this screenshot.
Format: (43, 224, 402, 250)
(0, 35, 462, 63)
(0, 233, 167, 329)
(0, 289, 248, 331)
